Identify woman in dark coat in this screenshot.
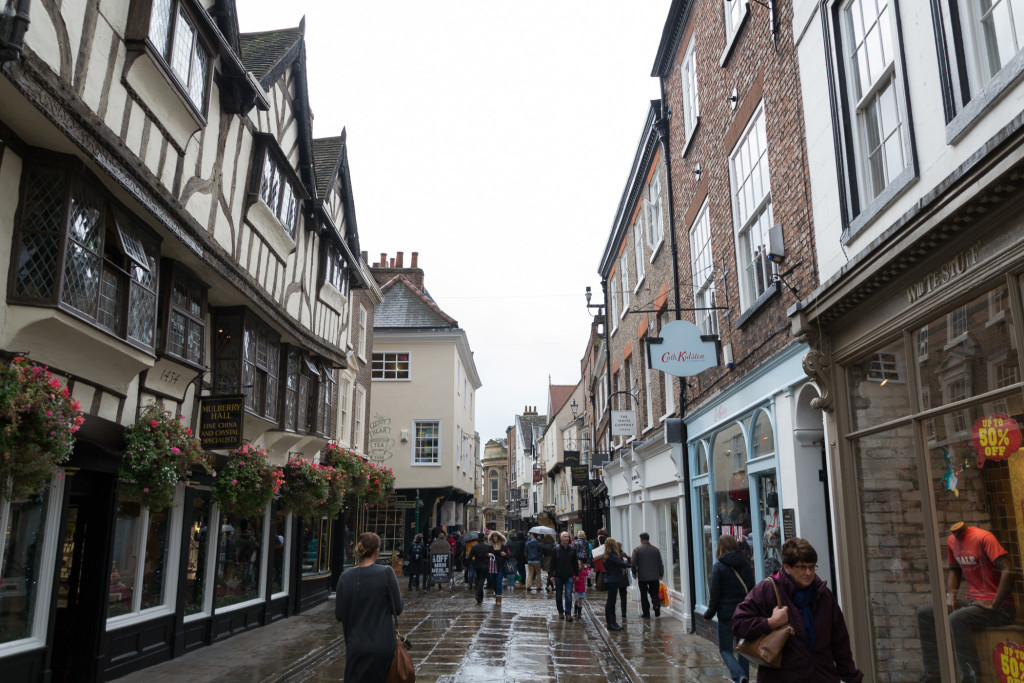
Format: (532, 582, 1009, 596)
(335, 532, 403, 683)
(603, 537, 629, 631)
(732, 538, 862, 683)
(541, 534, 555, 592)
(704, 534, 756, 683)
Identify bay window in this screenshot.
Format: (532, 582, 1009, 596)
(213, 310, 280, 421)
(147, 0, 211, 114)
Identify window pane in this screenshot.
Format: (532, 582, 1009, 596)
(271, 509, 287, 594)
(215, 513, 264, 608)
(148, 0, 173, 55)
(187, 37, 208, 110)
(128, 283, 155, 345)
(750, 411, 775, 459)
(713, 423, 750, 579)
(98, 268, 123, 332)
(696, 483, 712, 605)
(0, 492, 51, 643)
(170, 8, 194, 87)
(140, 507, 171, 610)
(848, 340, 912, 431)
(108, 502, 142, 618)
(184, 490, 212, 616)
(301, 517, 319, 575)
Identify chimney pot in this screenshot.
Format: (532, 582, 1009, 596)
(397, 251, 404, 268)
(380, 253, 387, 267)
(389, 258, 395, 268)
(411, 252, 419, 268)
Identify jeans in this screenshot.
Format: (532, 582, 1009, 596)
(619, 584, 628, 617)
(526, 561, 542, 589)
(407, 567, 420, 589)
(717, 618, 749, 682)
(489, 571, 504, 596)
(638, 579, 660, 616)
(917, 602, 1015, 681)
(554, 576, 572, 615)
(605, 583, 620, 625)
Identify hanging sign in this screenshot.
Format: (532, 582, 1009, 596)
(563, 451, 580, 467)
(611, 410, 637, 436)
(571, 465, 589, 486)
(199, 395, 244, 449)
(972, 414, 1022, 468)
(648, 320, 718, 377)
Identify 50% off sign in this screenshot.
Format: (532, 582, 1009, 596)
(972, 414, 1022, 468)
(993, 640, 1024, 682)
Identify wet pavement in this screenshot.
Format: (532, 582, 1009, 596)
(117, 580, 735, 682)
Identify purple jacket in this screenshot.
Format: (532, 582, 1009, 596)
(731, 571, 863, 683)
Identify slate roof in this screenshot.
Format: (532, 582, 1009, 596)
(518, 414, 548, 452)
(312, 136, 343, 200)
(374, 276, 458, 329)
(238, 27, 302, 81)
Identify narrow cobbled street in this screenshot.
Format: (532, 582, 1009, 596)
(118, 582, 731, 682)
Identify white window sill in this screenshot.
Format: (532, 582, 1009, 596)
(649, 238, 665, 262)
(213, 597, 265, 615)
(106, 605, 175, 631)
(319, 282, 348, 314)
(247, 198, 297, 262)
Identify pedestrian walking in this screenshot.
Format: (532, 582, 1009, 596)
(732, 537, 863, 682)
(427, 531, 451, 593)
(704, 534, 755, 683)
(631, 532, 665, 618)
(573, 564, 592, 619)
(551, 531, 581, 620)
(468, 532, 492, 605)
(573, 530, 593, 567)
(407, 533, 426, 591)
(593, 528, 609, 590)
(486, 531, 511, 606)
(508, 530, 525, 586)
(541, 534, 555, 593)
(603, 537, 628, 631)
(335, 532, 403, 683)
(616, 541, 630, 623)
(464, 533, 480, 587)
(525, 533, 543, 591)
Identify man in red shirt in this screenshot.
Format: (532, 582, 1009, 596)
(917, 523, 1015, 682)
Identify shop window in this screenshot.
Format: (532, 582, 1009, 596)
(372, 352, 410, 380)
(670, 505, 683, 593)
(270, 507, 289, 595)
(212, 310, 280, 421)
(729, 106, 776, 311)
(848, 340, 913, 432)
(11, 164, 159, 350)
(690, 201, 719, 336)
(713, 422, 750, 559)
(147, 0, 211, 114)
(696, 482, 712, 606)
(214, 512, 264, 609)
(183, 489, 213, 617)
(750, 410, 775, 459)
(301, 517, 330, 575)
(162, 262, 206, 367)
(362, 502, 404, 558)
(258, 148, 300, 239)
(0, 489, 56, 645)
(107, 500, 173, 621)
(414, 420, 440, 465)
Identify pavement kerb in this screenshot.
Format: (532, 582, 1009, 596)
(582, 599, 644, 683)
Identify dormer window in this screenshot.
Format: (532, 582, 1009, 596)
(259, 149, 300, 239)
(147, 0, 211, 114)
(325, 241, 349, 295)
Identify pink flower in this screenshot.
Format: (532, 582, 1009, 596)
(143, 487, 150, 493)
(232, 479, 238, 485)
(150, 420, 159, 428)
(212, 471, 217, 478)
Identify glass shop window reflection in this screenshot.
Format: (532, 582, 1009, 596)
(0, 492, 50, 643)
(108, 501, 171, 619)
(215, 513, 263, 608)
(184, 490, 212, 616)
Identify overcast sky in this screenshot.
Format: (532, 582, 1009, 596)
(238, 2, 672, 442)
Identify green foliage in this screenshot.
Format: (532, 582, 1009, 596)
(119, 403, 209, 510)
(211, 444, 283, 518)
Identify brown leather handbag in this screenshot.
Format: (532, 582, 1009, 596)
(386, 585, 416, 683)
(735, 578, 794, 668)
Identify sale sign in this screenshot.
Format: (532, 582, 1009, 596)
(992, 640, 1024, 682)
(972, 414, 1022, 468)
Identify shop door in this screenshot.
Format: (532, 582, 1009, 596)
(50, 471, 115, 683)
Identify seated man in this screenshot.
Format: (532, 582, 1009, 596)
(917, 522, 1015, 682)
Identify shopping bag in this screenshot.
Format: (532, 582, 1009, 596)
(658, 581, 670, 607)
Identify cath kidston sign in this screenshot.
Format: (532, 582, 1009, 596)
(648, 321, 718, 377)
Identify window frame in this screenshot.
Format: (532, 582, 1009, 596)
(633, 216, 646, 289)
(619, 253, 630, 318)
(212, 308, 281, 422)
(722, 0, 751, 65)
(645, 172, 665, 254)
(412, 419, 441, 466)
(159, 260, 207, 369)
(353, 385, 366, 452)
(372, 351, 411, 380)
(689, 200, 719, 337)
(357, 305, 368, 361)
(826, 0, 917, 240)
(135, 0, 214, 119)
(322, 239, 350, 296)
(256, 144, 302, 240)
(680, 39, 701, 152)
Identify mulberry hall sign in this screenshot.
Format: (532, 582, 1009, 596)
(649, 321, 718, 377)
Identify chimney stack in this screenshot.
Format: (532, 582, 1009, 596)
(411, 252, 419, 268)
(380, 252, 387, 267)
(396, 251, 404, 268)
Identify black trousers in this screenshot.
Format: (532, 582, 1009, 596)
(638, 579, 660, 616)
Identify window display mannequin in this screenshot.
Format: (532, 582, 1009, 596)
(917, 521, 1015, 682)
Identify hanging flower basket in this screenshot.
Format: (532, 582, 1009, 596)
(0, 357, 84, 499)
(363, 461, 396, 505)
(279, 456, 331, 519)
(322, 465, 346, 518)
(119, 403, 209, 510)
(211, 444, 283, 519)
(321, 443, 368, 499)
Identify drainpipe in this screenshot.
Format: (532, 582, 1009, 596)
(656, 90, 697, 630)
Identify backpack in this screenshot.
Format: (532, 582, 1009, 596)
(410, 542, 423, 561)
(574, 538, 591, 563)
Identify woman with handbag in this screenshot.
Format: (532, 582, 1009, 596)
(486, 531, 511, 605)
(335, 532, 405, 683)
(732, 538, 862, 682)
(603, 537, 628, 631)
(704, 534, 756, 683)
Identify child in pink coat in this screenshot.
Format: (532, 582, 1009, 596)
(572, 565, 592, 619)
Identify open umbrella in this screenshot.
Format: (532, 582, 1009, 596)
(459, 530, 483, 543)
(528, 525, 556, 536)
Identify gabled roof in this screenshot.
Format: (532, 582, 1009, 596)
(239, 26, 303, 84)
(312, 136, 343, 199)
(549, 384, 575, 418)
(375, 275, 459, 328)
(516, 413, 548, 452)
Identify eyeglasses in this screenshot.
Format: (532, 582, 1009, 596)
(789, 563, 817, 573)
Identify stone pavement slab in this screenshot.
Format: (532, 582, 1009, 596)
(115, 581, 738, 682)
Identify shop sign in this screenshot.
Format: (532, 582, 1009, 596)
(533, 466, 543, 483)
(611, 410, 636, 436)
(199, 395, 244, 449)
(649, 320, 718, 377)
(971, 414, 1022, 468)
(571, 465, 589, 486)
(519, 498, 529, 508)
(563, 450, 580, 467)
(992, 640, 1024, 681)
